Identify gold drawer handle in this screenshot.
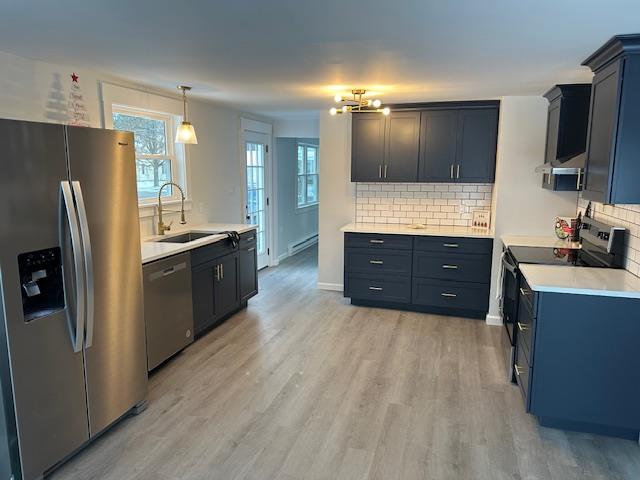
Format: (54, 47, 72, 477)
(514, 364, 524, 376)
(369, 239, 385, 244)
(442, 264, 458, 270)
(517, 322, 529, 332)
(443, 243, 459, 248)
(369, 286, 383, 291)
(520, 287, 531, 297)
(440, 292, 457, 298)
(369, 260, 384, 265)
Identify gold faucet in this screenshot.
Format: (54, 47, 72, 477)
(157, 182, 187, 235)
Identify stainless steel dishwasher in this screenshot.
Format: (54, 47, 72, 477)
(143, 252, 194, 371)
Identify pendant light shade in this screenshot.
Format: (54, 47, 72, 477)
(176, 85, 198, 144)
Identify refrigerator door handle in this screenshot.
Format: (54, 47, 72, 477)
(60, 181, 86, 353)
(72, 181, 95, 348)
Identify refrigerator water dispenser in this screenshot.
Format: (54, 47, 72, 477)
(18, 247, 65, 322)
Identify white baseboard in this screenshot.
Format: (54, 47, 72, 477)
(485, 314, 503, 326)
(317, 282, 343, 292)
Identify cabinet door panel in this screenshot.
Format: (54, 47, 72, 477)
(419, 110, 458, 182)
(239, 246, 258, 302)
(192, 264, 215, 336)
(384, 111, 420, 182)
(351, 113, 386, 182)
(583, 60, 622, 202)
(216, 253, 239, 318)
(456, 108, 498, 182)
(544, 100, 561, 165)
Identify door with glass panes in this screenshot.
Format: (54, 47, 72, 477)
(244, 132, 270, 269)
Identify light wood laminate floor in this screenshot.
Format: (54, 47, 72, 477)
(51, 246, 640, 479)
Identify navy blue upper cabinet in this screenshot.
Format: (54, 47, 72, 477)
(455, 108, 499, 182)
(384, 111, 421, 182)
(582, 34, 640, 204)
(418, 110, 459, 182)
(417, 103, 499, 183)
(351, 113, 387, 182)
(352, 101, 499, 183)
(351, 111, 420, 182)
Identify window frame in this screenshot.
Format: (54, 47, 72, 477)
(111, 104, 186, 206)
(296, 143, 319, 209)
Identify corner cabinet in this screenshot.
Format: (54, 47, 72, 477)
(351, 101, 499, 183)
(351, 111, 420, 182)
(191, 230, 258, 337)
(582, 34, 640, 204)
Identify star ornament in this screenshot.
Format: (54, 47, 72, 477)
(71, 72, 79, 83)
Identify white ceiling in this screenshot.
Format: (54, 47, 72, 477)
(1, 0, 640, 118)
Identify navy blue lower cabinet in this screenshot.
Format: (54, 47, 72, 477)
(343, 233, 492, 319)
(345, 273, 411, 304)
(523, 291, 640, 439)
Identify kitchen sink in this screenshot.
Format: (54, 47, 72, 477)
(156, 231, 218, 243)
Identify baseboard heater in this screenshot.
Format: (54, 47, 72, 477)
(288, 234, 318, 256)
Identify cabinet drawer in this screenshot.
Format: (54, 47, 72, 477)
(191, 239, 236, 267)
(518, 277, 536, 316)
(412, 278, 489, 311)
(345, 248, 412, 275)
(514, 338, 532, 411)
(240, 230, 257, 249)
(516, 285, 535, 364)
(413, 251, 490, 283)
(346, 273, 411, 304)
(345, 233, 412, 250)
(414, 236, 493, 255)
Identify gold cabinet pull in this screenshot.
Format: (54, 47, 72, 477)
(517, 322, 529, 332)
(440, 292, 457, 298)
(514, 364, 523, 376)
(369, 260, 384, 265)
(369, 286, 383, 291)
(456, 164, 460, 179)
(443, 243, 459, 248)
(442, 264, 458, 270)
(450, 164, 454, 179)
(369, 239, 385, 244)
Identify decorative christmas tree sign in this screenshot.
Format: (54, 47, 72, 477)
(67, 72, 90, 126)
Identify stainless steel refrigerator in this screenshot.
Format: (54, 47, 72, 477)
(0, 119, 147, 479)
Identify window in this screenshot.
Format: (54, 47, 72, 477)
(297, 144, 319, 208)
(111, 106, 183, 204)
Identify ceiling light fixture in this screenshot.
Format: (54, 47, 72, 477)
(329, 89, 389, 116)
(176, 85, 198, 144)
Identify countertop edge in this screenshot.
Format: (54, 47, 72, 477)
(141, 224, 258, 264)
(340, 223, 494, 239)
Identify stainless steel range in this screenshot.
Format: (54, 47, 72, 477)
(500, 217, 625, 381)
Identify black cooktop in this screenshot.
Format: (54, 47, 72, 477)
(509, 246, 582, 266)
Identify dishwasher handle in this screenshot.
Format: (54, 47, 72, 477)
(149, 262, 187, 282)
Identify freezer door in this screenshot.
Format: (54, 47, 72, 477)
(0, 120, 89, 479)
(65, 126, 147, 436)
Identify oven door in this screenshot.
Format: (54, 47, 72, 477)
(501, 252, 519, 344)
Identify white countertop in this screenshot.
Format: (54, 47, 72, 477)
(141, 223, 258, 264)
(501, 234, 581, 250)
(519, 264, 640, 299)
(341, 223, 494, 239)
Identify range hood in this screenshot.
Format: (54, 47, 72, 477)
(537, 84, 591, 191)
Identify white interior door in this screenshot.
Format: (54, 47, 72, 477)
(244, 131, 270, 269)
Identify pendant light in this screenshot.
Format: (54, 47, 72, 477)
(176, 85, 198, 144)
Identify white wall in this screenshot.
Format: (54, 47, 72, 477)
(0, 50, 272, 236)
(275, 137, 319, 259)
(273, 117, 319, 138)
(317, 112, 354, 290)
(486, 96, 579, 322)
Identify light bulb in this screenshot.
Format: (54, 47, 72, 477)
(329, 107, 338, 116)
(382, 107, 391, 116)
(334, 94, 342, 103)
(372, 99, 382, 108)
(341, 105, 348, 113)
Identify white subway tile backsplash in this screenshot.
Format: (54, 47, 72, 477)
(578, 196, 640, 278)
(355, 182, 494, 227)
